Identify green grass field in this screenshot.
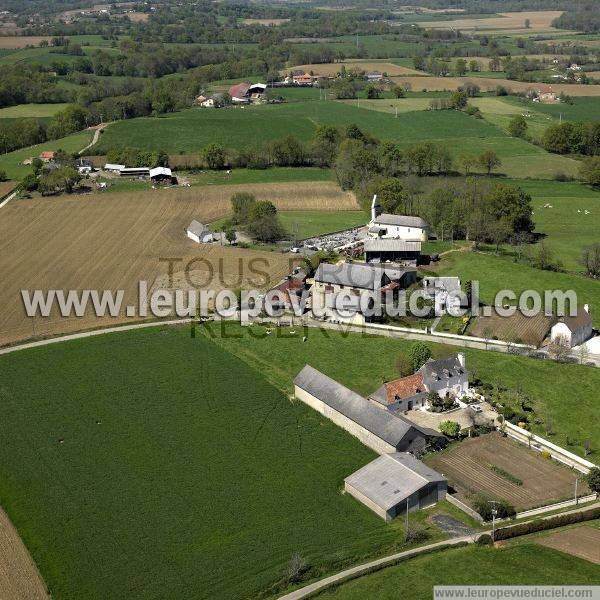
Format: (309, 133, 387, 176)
(434, 249, 600, 321)
(316, 542, 600, 599)
(0, 130, 92, 179)
(0, 327, 464, 600)
(0, 103, 70, 118)
(502, 179, 600, 272)
(204, 323, 600, 457)
(278, 210, 365, 239)
(96, 101, 578, 179)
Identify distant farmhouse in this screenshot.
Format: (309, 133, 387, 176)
(551, 304, 593, 348)
(312, 261, 417, 325)
(228, 82, 267, 104)
(294, 365, 443, 455)
(370, 354, 469, 413)
(368, 195, 430, 241)
(344, 452, 447, 521)
(291, 72, 316, 85)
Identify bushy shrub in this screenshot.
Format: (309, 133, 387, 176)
(476, 534, 493, 546)
(471, 494, 516, 521)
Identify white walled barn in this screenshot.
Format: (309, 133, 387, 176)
(293, 365, 442, 455)
(551, 305, 593, 347)
(368, 214, 430, 242)
(186, 220, 214, 244)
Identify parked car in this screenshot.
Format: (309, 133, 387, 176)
(469, 404, 483, 413)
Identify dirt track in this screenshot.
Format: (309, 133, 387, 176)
(0, 507, 48, 599)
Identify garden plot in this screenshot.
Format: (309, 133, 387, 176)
(425, 433, 586, 512)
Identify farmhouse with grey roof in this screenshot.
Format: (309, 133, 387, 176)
(293, 365, 442, 455)
(368, 212, 430, 241)
(419, 354, 469, 399)
(312, 262, 416, 325)
(344, 453, 447, 521)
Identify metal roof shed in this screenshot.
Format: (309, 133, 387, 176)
(344, 453, 447, 521)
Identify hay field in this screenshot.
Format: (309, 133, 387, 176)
(0, 507, 48, 600)
(285, 61, 424, 76)
(0, 103, 70, 118)
(242, 18, 290, 26)
(389, 75, 600, 96)
(0, 182, 353, 345)
(538, 527, 600, 565)
(0, 36, 51, 48)
(417, 11, 564, 32)
(125, 12, 149, 22)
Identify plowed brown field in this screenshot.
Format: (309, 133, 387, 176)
(0, 182, 352, 345)
(0, 507, 48, 599)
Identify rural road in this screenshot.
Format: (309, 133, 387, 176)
(278, 501, 600, 600)
(0, 188, 19, 209)
(78, 123, 109, 155)
(278, 535, 479, 600)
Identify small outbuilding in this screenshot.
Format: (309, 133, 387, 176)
(186, 220, 214, 244)
(344, 453, 447, 521)
(150, 167, 177, 184)
(104, 163, 125, 173)
(364, 239, 421, 265)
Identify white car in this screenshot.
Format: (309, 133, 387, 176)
(469, 404, 483, 413)
(290, 247, 301, 253)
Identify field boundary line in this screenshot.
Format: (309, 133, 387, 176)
(0, 318, 193, 357)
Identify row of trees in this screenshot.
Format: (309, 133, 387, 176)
(542, 121, 600, 156)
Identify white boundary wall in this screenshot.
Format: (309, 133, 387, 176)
(503, 422, 597, 474)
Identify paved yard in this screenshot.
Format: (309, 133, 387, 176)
(403, 402, 497, 432)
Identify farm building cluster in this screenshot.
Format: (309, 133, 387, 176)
(293, 354, 482, 520)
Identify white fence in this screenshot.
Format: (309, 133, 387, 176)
(503, 422, 597, 474)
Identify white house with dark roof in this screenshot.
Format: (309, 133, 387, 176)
(293, 365, 443, 455)
(344, 453, 447, 521)
(551, 304, 593, 348)
(422, 276, 463, 315)
(369, 354, 469, 413)
(368, 213, 430, 241)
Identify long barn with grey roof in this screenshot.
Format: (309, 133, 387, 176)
(293, 365, 442, 455)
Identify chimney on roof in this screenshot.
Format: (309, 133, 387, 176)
(584, 304, 590, 313)
(457, 353, 465, 368)
(371, 194, 381, 222)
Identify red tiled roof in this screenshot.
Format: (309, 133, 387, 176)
(228, 82, 251, 98)
(383, 373, 424, 403)
(39, 151, 55, 159)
